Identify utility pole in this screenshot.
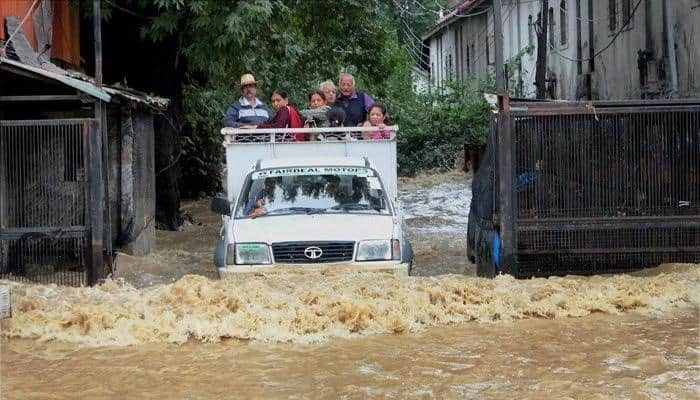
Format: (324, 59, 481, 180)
(89, 0, 105, 285)
(493, 0, 515, 276)
(535, 0, 549, 99)
(493, 0, 505, 94)
(663, 0, 678, 95)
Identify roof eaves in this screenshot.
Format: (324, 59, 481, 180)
(421, 0, 487, 40)
(103, 86, 170, 110)
(0, 56, 112, 102)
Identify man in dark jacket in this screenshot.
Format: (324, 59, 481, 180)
(223, 74, 272, 127)
(333, 73, 376, 126)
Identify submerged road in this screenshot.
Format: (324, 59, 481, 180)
(1, 172, 698, 399)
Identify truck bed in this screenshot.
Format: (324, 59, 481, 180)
(220, 126, 399, 203)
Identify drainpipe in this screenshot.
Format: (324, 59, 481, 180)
(663, 0, 678, 95)
(644, 0, 653, 51)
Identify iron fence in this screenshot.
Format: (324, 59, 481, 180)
(0, 120, 90, 286)
(498, 100, 700, 276)
(514, 109, 699, 219)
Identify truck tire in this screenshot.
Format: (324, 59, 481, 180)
(466, 221, 476, 263)
(475, 230, 498, 278)
(214, 240, 226, 269)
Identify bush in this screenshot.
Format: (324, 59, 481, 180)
(386, 80, 492, 176)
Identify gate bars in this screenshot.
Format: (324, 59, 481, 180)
(495, 99, 700, 276)
(0, 119, 108, 285)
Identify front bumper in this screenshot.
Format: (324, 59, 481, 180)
(218, 261, 409, 278)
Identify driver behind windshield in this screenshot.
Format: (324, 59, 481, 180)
(237, 172, 389, 218)
(244, 190, 268, 217)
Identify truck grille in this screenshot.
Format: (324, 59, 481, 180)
(271, 241, 355, 264)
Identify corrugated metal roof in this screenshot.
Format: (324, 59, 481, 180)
(0, 56, 170, 109)
(0, 56, 112, 102)
(103, 86, 169, 109)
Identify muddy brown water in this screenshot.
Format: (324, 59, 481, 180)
(1, 172, 698, 399)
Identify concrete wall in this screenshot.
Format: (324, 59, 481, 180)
(425, 0, 700, 99)
(412, 67, 430, 94)
(428, 12, 490, 89)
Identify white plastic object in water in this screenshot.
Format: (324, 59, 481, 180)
(0, 284, 10, 319)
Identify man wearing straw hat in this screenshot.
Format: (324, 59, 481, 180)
(223, 73, 272, 127)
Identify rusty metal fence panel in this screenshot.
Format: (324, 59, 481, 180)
(0, 120, 89, 285)
(504, 101, 700, 276)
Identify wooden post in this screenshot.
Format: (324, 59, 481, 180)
(93, 0, 102, 88)
(87, 119, 104, 285)
(493, 0, 515, 274)
(0, 129, 8, 273)
(496, 95, 515, 274)
(93, 0, 113, 273)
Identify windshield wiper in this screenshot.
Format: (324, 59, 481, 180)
(328, 203, 382, 212)
(267, 207, 326, 215)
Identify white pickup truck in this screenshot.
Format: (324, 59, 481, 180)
(211, 126, 413, 277)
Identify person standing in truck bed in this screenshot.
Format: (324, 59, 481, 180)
(223, 73, 272, 127)
(333, 73, 376, 127)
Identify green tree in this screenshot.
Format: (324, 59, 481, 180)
(101, 0, 487, 209)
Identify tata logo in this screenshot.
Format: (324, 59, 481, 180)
(304, 246, 323, 259)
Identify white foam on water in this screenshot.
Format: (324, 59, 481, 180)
(399, 178, 472, 234)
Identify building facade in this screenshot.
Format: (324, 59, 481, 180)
(423, 0, 700, 100)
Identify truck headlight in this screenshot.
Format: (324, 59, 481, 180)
(235, 243, 272, 265)
(356, 240, 393, 261)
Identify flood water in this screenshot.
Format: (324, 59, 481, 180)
(1, 172, 699, 399)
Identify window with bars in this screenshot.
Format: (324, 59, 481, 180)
(621, 0, 632, 26)
(609, 0, 617, 31)
(485, 36, 490, 65)
(548, 7, 555, 47)
(560, 0, 568, 46)
(447, 54, 453, 80)
(466, 43, 471, 75)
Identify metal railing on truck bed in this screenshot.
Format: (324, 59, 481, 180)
(494, 99, 700, 276)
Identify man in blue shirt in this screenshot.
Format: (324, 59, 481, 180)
(223, 74, 272, 127)
(333, 73, 376, 127)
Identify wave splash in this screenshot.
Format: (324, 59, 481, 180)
(2, 264, 698, 347)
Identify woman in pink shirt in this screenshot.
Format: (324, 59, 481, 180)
(361, 104, 392, 140)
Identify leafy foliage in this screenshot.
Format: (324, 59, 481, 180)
(104, 0, 488, 194)
(385, 80, 492, 176)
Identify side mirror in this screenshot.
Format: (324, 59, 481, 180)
(211, 196, 232, 216)
(369, 189, 385, 210)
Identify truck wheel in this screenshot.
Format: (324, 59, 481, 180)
(476, 230, 499, 278)
(476, 254, 496, 278)
(467, 222, 476, 263)
(214, 240, 226, 269)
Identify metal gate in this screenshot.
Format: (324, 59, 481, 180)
(496, 99, 700, 276)
(0, 119, 91, 285)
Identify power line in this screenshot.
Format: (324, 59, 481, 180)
(556, 1, 634, 24)
(471, 0, 516, 66)
(105, 0, 154, 20)
(399, 16, 429, 45)
(547, 0, 643, 63)
(408, 0, 493, 19)
(1, 0, 41, 55)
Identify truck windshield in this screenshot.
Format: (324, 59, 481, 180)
(235, 167, 391, 218)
